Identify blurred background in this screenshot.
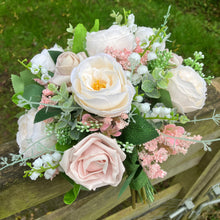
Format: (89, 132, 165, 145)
(0, 0, 219, 144)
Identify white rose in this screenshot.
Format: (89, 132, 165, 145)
(71, 53, 135, 117)
(167, 65, 207, 113)
(30, 44, 64, 72)
(135, 27, 166, 60)
(16, 109, 57, 158)
(86, 25, 135, 56)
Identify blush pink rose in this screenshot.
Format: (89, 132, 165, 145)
(59, 133, 126, 190)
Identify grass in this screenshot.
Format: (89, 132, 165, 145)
(0, 0, 219, 142)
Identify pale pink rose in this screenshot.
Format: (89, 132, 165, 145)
(169, 53, 183, 68)
(86, 25, 135, 56)
(50, 52, 87, 86)
(71, 53, 135, 117)
(60, 133, 126, 190)
(167, 65, 207, 113)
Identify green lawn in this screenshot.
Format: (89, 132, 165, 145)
(0, 0, 219, 142)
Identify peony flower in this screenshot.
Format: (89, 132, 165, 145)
(167, 65, 207, 113)
(71, 53, 135, 117)
(31, 44, 64, 73)
(16, 109, 57, 158)
(50, 51, 87, 86)
(86, 25, 135, 56)
(59, 133, 126, 190)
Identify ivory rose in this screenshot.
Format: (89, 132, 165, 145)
(167, 65, 207, 113)
(16, 109, 57, 158)
(71, 53, 135, 117)
(31, 44, 64, 72)
(59, 133, 126, 190)
(50, 51, 87, 86)
(86, 25, 135, 56)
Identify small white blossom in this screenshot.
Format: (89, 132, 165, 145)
(128, 53, 141, 69)
(32, 157, 43, 168)
(131, 73, 142, 85)
(41, 67, 48, 75)
(41, 74, 51, 83)
(51, 152, 62, 162)
(42, 154, 53, 165)
(139, 103, 151, 113)
(44, 168, 56, 180)
(137, 65, 149, 75)
(30, 171, 40, 180)
(135, 95, 143, 103)
(125, 70, 132, 79)
(30, 63, 40, 75)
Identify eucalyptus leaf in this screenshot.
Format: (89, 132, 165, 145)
(50, 95, 62, 102)
(60, 83, 69, 99)
(157, 79, 168, 89)
(152, 68, 164, 80)
(145, 88, 161, 99)
(141, 80, 156, 93)
(165, 71, 173, 79)
(55, 120, 68, 130)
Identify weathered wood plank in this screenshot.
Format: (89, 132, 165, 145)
(37, 180, 131, 220)
(103, 183, 182, 220)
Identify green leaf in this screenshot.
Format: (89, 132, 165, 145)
(72, 24, 87, 53)
(50, 95, 62, 102)
(164, 71, 173, 79)
(145, 89, 161, 99)
(152, 68, 164, 80)
(63, 183, 81, 205)
(48, 50, 63, 64)
(118, 169, 137, 198)
(34, 107, 62, 123)
(141, 80, 156, 93)
(11, 74, 24, 94)
(20, 70, 35, 86)
(12, 93, 30, 109)
(119, 114, 159, 145)
(157, 79, 168, 89)
(60, 83, 69, 99)
(55, 120, 68, 130)
(22, 84, 44, 108)
(130, 168, 149, 190)
(70, 129, 80, 140)
(158, 89, 173, 108)
(90, 19, 99, 32)
(56, 142, 72, 152)
(48, 83, 58, 93)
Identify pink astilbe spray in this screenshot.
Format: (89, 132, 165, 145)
(139, 124, 202, 180)
(81, 113, 128, 137)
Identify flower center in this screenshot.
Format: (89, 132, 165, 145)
(92, 79, 107, 91)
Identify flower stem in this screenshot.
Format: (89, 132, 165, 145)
(130, 188, 136, 209)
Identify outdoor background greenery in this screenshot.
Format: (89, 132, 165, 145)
(0, 0, 219, 143)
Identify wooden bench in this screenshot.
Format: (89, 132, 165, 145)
(0, 78, 219, 220)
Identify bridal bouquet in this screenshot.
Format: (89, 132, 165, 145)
(2, 8, 216, 206)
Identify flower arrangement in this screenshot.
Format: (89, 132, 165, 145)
(1, 7, 219, 207)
